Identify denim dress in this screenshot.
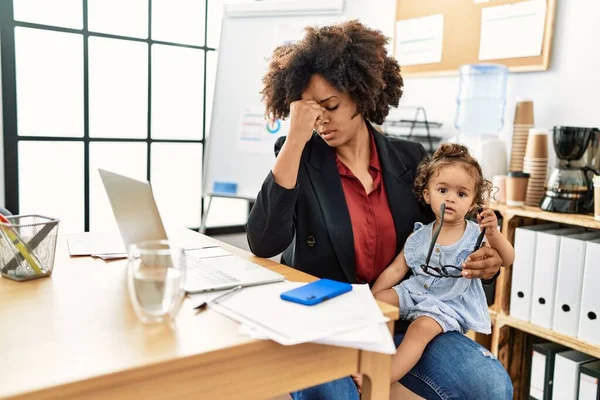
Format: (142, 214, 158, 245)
(393, 220, 491, 334)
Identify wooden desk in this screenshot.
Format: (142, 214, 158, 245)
(0, 230, 399, 400)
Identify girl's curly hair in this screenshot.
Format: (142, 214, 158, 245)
(414, 143, 493, 213)
(261, 20, 403, 125)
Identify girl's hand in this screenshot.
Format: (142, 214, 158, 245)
(477, 206, 499, 236)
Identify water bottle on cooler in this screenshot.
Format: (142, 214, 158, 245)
(455, 64, 509, 135)
(454, 64, 509, 180)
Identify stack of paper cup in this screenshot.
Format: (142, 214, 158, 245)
(510, 100, 534, 172)
(523, 128, 549, 207)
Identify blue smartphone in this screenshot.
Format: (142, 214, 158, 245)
(280, 279, 353, 306)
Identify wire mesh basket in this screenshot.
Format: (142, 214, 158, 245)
(0, 215, 60, 281)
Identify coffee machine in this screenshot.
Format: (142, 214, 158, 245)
(540, 126, 600, 213)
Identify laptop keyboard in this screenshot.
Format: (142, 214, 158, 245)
(187, 258, 240, 285)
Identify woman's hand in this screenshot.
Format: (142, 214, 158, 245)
(461, 246, 502, 280)
(351, 374, 363, 394)
(287, 100, 326, 145)
(271, 100, 325, 189)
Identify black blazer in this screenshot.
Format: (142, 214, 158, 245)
(247, 121, 434, 285)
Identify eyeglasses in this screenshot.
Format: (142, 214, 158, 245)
(420, 203, 486, 278)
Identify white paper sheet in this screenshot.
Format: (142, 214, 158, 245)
(92, 253, 127, 260)
(479, 0, 547, 60)
(316, 322, 396, 354)
(236, 286, 385, 345)
(236, 107, 289, 155)
(211, 281, 388, 345)
(67, 231, 217, 257)
(239, 322, 397, 355)
(67, 232, 126, 256)
(395, 14, 444, 66)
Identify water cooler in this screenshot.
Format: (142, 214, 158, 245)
(454, 64, 509, 180)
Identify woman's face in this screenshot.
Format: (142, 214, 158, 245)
(300, 74, 364, 147)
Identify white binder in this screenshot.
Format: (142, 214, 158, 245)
(531, 227, 585, 329)
(579, 361, 600, 400)
(552, 350, 595, 400)
(553, 231, 600, 336)
(530, 342, 568, 400)
(510, 223, 559, 321)
(579, 360, 600, 400)
(578, 238, 600, 345)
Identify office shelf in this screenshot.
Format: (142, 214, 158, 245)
(487, 203, 600, 400)
(496, 314, 600, 359)
(490, 203, 600, 230)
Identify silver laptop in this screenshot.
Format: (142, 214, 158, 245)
(98, 169, 284, 293)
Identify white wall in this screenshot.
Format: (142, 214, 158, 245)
(3, 1, 597, 217)
(365, 0, 600, 163)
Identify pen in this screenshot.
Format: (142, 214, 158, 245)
(4, 219, 57, 271)
(0, 215, 44, 275)
(194, 285, 243, 312)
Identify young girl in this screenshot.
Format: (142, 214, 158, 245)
(363, 143, 515, 386)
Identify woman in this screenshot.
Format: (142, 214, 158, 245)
(247, 20, 512, 399)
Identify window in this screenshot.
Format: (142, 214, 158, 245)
(0, 0, 230, 233)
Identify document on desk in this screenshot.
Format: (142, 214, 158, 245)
(67, 232, 127, 256)
(67, 231, 219, 257)
(211, 281, 390, 346)
(239, 321, 396, 354)
(316, 323, 395, 354)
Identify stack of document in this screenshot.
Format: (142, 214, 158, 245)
(67, 232, 128, 259)
(205, 281, 396, 354)
(67, 232, 217, 260)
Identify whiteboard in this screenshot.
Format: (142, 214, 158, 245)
(202, 0, 348, 201)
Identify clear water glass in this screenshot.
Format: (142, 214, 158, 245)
(127, 240, 186, 324)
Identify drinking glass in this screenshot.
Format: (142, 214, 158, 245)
(127, 240, 186, 324)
